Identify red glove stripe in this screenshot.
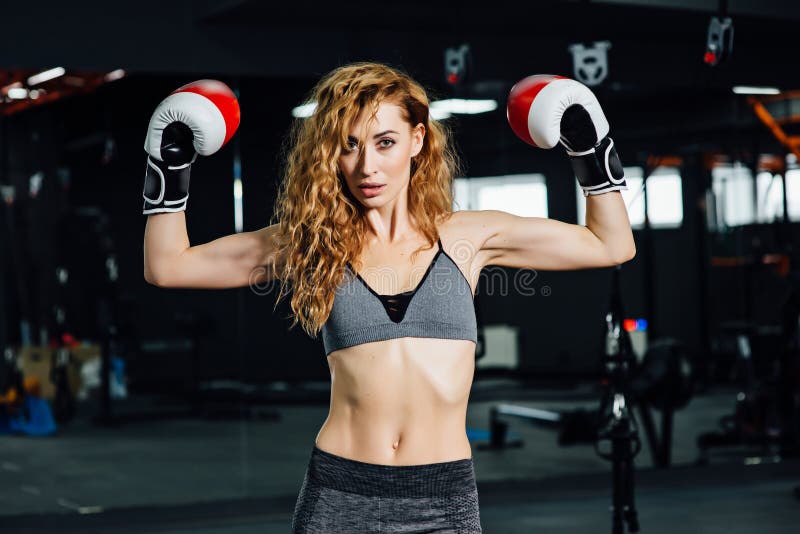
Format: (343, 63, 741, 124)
(173, 80, 241, 147)
(506, 74, 566, 147)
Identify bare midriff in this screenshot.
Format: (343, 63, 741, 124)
(315, 336, 476, 466)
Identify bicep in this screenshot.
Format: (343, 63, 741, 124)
(162, 225, 281, 289)
(478, 210, 617, 271)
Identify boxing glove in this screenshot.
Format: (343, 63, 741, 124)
(506, 75, 626, 196)
(142, 80, 240, 214)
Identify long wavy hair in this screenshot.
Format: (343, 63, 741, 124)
(270, 62, 460, 337)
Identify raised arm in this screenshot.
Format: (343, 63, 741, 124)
(140, 80, 281, 289)
(459, 204, 634, 272)
(144, 214, 279, 288)
(476, 73, 635, 271)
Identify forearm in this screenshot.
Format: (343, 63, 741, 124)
(584, 192, 635, 263)
(143, 213, 190, 285)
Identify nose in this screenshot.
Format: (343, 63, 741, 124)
(359, 145, 378, 176)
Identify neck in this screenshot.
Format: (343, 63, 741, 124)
(363, 184, 416, 244)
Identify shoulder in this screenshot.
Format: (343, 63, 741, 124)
(437, 210, 508, 270)
(438, 209, 508, 243)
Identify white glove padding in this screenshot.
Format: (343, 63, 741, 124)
(507, 75, 625, 196)
(144, 79, 240, 161)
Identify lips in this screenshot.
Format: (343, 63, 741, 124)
(358, 183, 386, 197)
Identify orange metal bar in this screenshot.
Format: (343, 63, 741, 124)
(748, 96, 800, 161)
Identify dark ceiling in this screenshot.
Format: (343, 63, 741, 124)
(0, 0, 798, 146)
(198, 0, 800, 27)
(1, 0, 798, 87)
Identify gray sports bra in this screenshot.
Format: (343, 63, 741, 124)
(321, 238, 478, 355)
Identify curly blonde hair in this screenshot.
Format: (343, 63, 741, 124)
(270, 62, 460, 337)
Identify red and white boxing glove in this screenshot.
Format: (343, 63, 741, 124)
(507, 74, 626, 196)
(142, 80, 240, 214)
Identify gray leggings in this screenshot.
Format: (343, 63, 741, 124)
(292, 445, 482, 533)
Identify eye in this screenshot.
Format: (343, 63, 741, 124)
(344, 140, 359, 152)
(378, 138, 396, 148)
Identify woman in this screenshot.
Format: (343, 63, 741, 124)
(142, 63, 635, 533)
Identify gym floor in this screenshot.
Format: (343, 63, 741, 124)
(2, 382, 799, 533)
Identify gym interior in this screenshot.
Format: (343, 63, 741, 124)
(2, 1, 800, 532)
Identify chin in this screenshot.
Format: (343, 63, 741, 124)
(357, 196, 387, 209)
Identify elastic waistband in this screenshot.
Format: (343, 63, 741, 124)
(308, 446, 476, 498)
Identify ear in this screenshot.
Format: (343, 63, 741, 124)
(410, 123, 425, 158)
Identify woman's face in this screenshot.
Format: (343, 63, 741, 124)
(338, 101, 425, 208)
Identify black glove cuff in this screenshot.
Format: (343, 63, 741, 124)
(568, 136, 627, 196)
(142, 155, 194, 215)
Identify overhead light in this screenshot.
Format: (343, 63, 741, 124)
(105, 69, 126, 82)
(7, 87, 28, 100)
(291, 98, 496, 120)
(27, 67, 65, 86)
(732, 86, 780, 95)
(430, 98, 498, 115)
(292, 102, 317, 118)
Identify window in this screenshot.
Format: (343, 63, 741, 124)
(787, 169, 800, 220)
(453, 174, 548, 217)
(756, 171, 784, 223)
(714, 162, 800, 226)
(712, 164, 755, 226)
(647, 169, 684, 227)
(577, 167, 683, 229)
(756, 168, 800, 223)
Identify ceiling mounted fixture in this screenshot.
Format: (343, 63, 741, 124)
(291, 102, 317, 118)
(733, 86, 780, 95)
(429, 98, 498, 117)
(27, 67, 66, 86)
(1, 68, 126, 115)
(292, 98, 497, 121)
(105, 69, 126, 82)
(7, 88, 28, 99)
